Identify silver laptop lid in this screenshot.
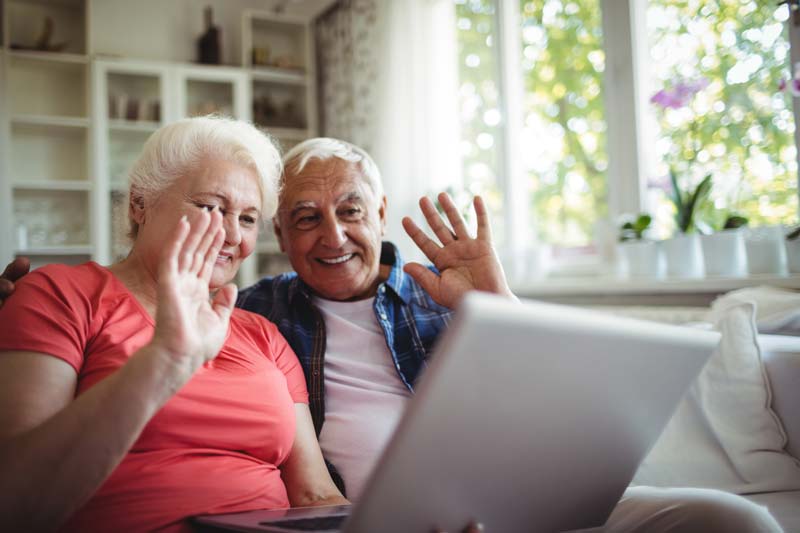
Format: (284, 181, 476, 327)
(343, 292, 719, 533)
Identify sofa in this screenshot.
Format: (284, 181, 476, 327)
(744, 341, 800, 531)
(596, 288, 800, 532)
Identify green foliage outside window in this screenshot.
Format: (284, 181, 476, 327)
(647, 1, 798, 232)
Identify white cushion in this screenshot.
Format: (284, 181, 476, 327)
(633, 296, 800, 493)
(725, 285, 800, 335)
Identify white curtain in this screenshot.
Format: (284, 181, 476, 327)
(316, 0, 462, 260)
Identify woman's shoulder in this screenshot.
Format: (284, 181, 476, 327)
(20, 262, 111, 292)
(231, 307, 281, 337)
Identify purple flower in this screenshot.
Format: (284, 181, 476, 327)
(647, 173, 672, 194)
(780, 78, 788, 92)
(651, 78, 709, 110)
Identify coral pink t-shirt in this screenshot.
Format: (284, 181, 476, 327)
(0, 262, 308, 532)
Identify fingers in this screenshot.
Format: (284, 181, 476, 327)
(211, 283, 238, 322)
(402, 216, 441, 263)
(193, 208, 223, 275)
(437, 192, 470, 241)
(473, 195, 492, 243)
(419, 196, 456, 245)
(199, 227, 225, 284)
(179, 209, 212, 273)
(2, 257, 31, 282)
(160, 215, 190, 281)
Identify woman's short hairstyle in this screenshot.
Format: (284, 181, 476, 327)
(127, 115, 282, 237)
(282, 137, 384, 200)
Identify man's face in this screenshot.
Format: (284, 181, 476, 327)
(275, 158, 387, 301)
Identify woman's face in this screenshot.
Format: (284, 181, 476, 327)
(134, 158, 262, 288)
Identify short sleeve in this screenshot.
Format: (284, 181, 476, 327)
(261, 320, 309, 404)
(0, 266, 91, 372)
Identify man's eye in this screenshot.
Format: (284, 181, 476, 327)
(340, 208, 362, 219)
(295, 215, 320, 229)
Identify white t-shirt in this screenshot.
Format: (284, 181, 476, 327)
(313, 296, 412, 501)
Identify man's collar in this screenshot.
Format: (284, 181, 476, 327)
(380, 241, 413, 305)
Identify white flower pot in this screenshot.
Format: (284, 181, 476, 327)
(700, 229, 747, 278)
(662, 233, 705, 279)
(745, 226, 788, 276)
(786, 239, 800, 274)
(617, 240, 665, 279)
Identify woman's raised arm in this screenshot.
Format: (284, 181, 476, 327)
(0, 209, 234, 530)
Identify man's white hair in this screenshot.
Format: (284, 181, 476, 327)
(282, 137, 384, 199)
(127, 115, 282, 237)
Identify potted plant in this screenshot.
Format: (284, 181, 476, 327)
(786, 225, 800, 274)
(700, 213, 748, 278)
(616, 214, 664, 279)
(744, 224, 788, 276)
(661, 171, 711, 279)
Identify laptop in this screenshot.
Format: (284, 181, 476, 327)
(194, 292, 719, 533)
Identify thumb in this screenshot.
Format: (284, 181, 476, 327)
(211, 283, 238, 322)
(403, 263, 441, 302)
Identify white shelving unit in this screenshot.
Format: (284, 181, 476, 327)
(1, 2, 320, 285)
(1, 0, 91, 268)
(240, 9, 318, 285)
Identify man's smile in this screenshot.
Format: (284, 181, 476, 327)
(317, 253, 355, 265)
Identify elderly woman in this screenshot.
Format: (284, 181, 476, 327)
(0, 116, 346, 531)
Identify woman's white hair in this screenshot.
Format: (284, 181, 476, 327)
(127, 115, 282, 237)
(282, 137, 384, 199)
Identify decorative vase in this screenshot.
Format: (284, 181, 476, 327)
(700, 229, 747, 278)
(617, 240, 665, 279)
(662, 233, 705, 279)
(745, 226, 788, 276)
(786, 238, 800, 274)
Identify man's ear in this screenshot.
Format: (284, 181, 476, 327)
(273, 217, 286, 252)
(378, 195, 388, 236)
(129, 189, 146, 225)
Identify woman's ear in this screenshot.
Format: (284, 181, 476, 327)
(129, 190, 146, 225)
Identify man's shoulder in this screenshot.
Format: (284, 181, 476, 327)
(237, 271, 298, 314)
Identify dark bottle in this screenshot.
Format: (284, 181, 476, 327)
(197, 6, 221, 65)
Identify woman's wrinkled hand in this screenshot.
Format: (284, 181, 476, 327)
(150, 208, 236, 375)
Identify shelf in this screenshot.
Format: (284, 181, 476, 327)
(7, 49, 88, 64)
(12, 180, 91, 191)
(108, 119, 160, 133)
(11, 114, 89, 129)
(251, 67, 306, 85)
(15, 245, 93, 255)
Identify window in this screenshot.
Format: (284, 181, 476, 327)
(643, 1, 797, 237)
(454, 0, 800, 269)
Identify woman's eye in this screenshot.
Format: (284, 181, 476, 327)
(197, 204, 216, 212)
(241, 215, 257, 225)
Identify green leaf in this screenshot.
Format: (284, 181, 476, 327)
(723, 215, 749, 230)
(682, 173, 712, 233)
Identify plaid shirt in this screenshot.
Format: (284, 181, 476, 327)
(236, 242, 454, 435)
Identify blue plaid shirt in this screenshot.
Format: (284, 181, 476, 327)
(237, 242, 453, 435)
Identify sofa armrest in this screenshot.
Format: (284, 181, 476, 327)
(760, 335, 800, 461)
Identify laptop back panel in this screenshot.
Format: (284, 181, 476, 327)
(343, 294, 718, 533)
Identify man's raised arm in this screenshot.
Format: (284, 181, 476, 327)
(401, 192, 517, 309)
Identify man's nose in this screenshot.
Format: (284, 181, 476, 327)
(320, 217, 347, 248)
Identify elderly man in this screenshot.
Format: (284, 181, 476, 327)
(1, 137, 782, 532)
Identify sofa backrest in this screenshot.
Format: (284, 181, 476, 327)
(760, 336, 800, 461)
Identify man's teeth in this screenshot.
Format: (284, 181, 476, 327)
(319, 254, 354, 265)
